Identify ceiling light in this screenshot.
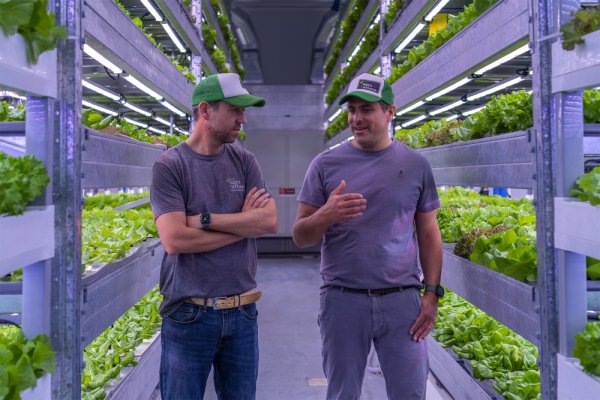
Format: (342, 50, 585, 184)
(83, 44, 123, 74)
(401, 115, 427, 127)
(394, 23, 426, 54)
(162, 23, 186, 53)
(122, 101, 152, 117)
(429, 99, 465, 115)
(425, 77, 471, 101)
(148, 126, 166, 135)
(462, 105, 486, 116)
(154, 116, 171, 126)
(328, 108, 342, 122)
(174, 126, 188, 135)
(123, 117, 149, 128)
(124, 75, 162, 100)
(82, 79, 120, 101)
(445, 114, 459, 121)
(140, 0, 163, 21)
(0, 91, 26, 100)
(474, 44, 530, 75)
(424, 0, 451, 22)
(467, 77, 523, 101)
(82, 100, 118, 116)
(396, 101, 425, 116)
(160, 100, 186, 117)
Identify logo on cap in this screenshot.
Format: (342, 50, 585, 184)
(357, 79, 381, 94)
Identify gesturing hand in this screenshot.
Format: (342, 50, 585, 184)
(320, 180, 367, 223)
(242, 187, 271, 212)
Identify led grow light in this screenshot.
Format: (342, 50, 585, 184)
(396, 101, 425, 116)
(160, 100, 186, 117)
(82, 79, 120, 101)
(424, 0, 451, 22)
(429, 99, 465, 116)
(425, 77, 471, 102)
(474, 44, 530, 75)
(394, 23, 426, 54)
(123, 117, 149, 128)
(402, 114, 427, 127)
(140, 0, 163, 22)
(162, 23, 186, 53)
(467, 77, 523, 101)
(124, 75, 162, 100)
(83, 44, 123, 74)
(82, 100, 118, 116)
(122, 101, 152, 117)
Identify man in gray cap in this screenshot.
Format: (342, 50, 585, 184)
(293, 73, 443, 399)
(151, 72, 278, 400)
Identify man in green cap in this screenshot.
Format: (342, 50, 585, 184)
(293, 73, 443, 399)
(151, 72, 277, 400)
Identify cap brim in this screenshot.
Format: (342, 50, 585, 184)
(224, 94, 266, 107)
(338, 91, 381, 105)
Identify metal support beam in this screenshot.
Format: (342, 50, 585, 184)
(51, 0, 82, 398)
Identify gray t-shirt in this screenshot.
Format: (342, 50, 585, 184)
(298, 140, 440, 289)
(151, 142, 267, 317)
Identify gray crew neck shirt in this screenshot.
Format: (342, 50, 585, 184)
(151, 142, 268, 317)
(298, 140, 440, 289)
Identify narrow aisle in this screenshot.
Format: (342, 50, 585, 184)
(256, 257, 452, 400)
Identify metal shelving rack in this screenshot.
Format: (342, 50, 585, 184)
(322, 0, 545, 398)
(532, 0, 600, 398)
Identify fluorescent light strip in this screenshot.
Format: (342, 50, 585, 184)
(349, 38, 364, 61)
(174, 126, 188, 134)
(154, 116, 171, 126)
(328, 108, 342, 122)
(83, 44, 123, 74)
(429, 99, 465, 115)
(394, 23, 426, 53)
(124, 75, 162, 100)
(373, 66, 381, 74)
(462, 105, 486, 116)
(467, 77, 523, 101)
(148, 126, 166, 135)
(160, 100, 186, 117)
(0, 91, 26, 100)
(425, 77, 471, 101)
(123, 117, 149, 128)
(397, 101, 425, 116)
(162, 23, 186, 53)
(82, 79, 120, 101)
(402, 114, 427, 127)
(140, 0, 163, 22)
(82, 100, 118, 116)
(474, 44, 530, 75)
(445, 114, 459, 121)
(122, 101, 152, 117)
(424, 0, 451, 22)
(374, 14, 380, 24)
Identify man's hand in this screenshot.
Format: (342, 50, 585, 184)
(318, 180, 367, 224)
(409, 293, 439, 342)
(242, 187, 271, 211)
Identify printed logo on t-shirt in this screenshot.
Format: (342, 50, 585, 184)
(357, 79, 381, 94)
(226, 177, 244, 192)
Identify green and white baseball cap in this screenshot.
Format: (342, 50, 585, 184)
(192, 73, 266, 107)
(338, 73, 394, 106)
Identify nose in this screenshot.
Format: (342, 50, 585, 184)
(238, 110, 247, 124)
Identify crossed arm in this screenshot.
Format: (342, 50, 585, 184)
(156, 187, 278, 255)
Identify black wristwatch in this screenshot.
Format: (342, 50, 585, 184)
(424, 285, 445, 298)
(200, 213, 211, 230)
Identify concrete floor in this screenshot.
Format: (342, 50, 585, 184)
(159, 256, 453, 400)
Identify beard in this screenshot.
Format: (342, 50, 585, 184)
(209, 123, 239, 144)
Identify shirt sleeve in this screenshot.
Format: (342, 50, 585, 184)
(297, 156, 327, 208)
(150, 160, 186, 221)
(417, 158, 441, 212)
(244, 152, 269, 196)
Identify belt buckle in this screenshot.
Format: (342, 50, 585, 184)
(367, 289, 382, 296)
(212, 296, 229, 310)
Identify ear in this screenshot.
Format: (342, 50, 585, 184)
(199, 101, 211, 120)
(387, 105, 396, 122)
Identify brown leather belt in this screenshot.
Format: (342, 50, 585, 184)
(185, 290, 262, 310)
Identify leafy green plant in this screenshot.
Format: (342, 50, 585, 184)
(384, 0, 404, 30)
(454, 225, 510, 259)
(571, 166, 600, 206)
(460, 90, 533, 140)
(324, 0, 369, 76)
(81, 287, 162, 399)
(0, 0, 67, 64)
(435, 291, 540, 399)
(325, 23, 379, 105)
(210, 0, 245, 78)
(0, 325, 56, 400)
(560, 7, 600, 51)
(573, 322, 600, 377)
(0, 152, 49, 216)
(390, 0, 497, 84)
(0, 101, 25, 122)
(83, 192, 149, 210)
(584, 89, 600, 123)
(587, 257, 600, 280)
(325, 110, 349, 139)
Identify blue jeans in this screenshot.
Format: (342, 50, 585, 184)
(160, 302, 259, 400)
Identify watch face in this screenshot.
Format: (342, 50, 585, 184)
(201, 214, 211, 224)
(436, 286, 445, 297)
